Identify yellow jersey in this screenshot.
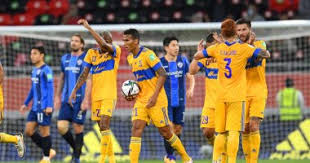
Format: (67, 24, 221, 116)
(246, 40, 268, 99)
(84, 45, 121, 101)
(198, 58, 219, 108)
(127, 47, 168, 106)
(203, 41, 262, 102)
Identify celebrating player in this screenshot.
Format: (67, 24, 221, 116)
(189, 33, 218, 145)
(194, 19, 270, 163)
(160, 36, 195, 163)
(20, 46, 54, 163)
(54, 34, 90, 163)
(189, 33, 227, 162)
(69, 19, 121, 163)
(0, 61, 25, 158)
(236, 18, 268, 163)
(123, 28, 192, 163)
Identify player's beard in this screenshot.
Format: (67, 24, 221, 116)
(71, 47, 80, 53)
(242, 33, 250, 43)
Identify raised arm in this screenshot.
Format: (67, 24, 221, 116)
(193, 39, 206, 60)
(146, 67, 167, 108)
(78, 19, 114, 54)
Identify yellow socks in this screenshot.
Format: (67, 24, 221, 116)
(107, 135, 115, 163)
(167, 134, 191, 162)
(100, 130, 112, 163)
(242, 133, 251, 163)
(227, 131, 240, 163)
(0, 132, 18, 144)
(213, 133, 227, 162)
(129, 137, 141, 163)
(249, 131, 260, 163)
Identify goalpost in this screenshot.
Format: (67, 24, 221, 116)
(0, 20, 309, 162)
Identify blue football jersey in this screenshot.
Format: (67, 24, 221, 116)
(60, 53, 87, 103)
(160, 55, 189, 107)
(24, 64, 54, 111)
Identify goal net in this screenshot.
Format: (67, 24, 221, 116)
(0, 20, 309, 162)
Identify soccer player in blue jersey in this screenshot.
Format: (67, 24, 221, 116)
(54, 34, 90, 163)
(160, 36, 195, 163)
(20, 46, 54, 163)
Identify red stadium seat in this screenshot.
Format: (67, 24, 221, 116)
(0, 14, 11, 25)
(12, 13, 34, 25)
(26, 0, 48, 17)
(48, 0, 70, 18)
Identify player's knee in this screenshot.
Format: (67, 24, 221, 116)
(249, 121, 260, 132)
(25, 129, 34, 137)
(173, 125, 183, 135)
(73, 123, 84, 134)
(243, 123, 250, 134)
(99, 116, 110, 131)
(202, 128, 215, 139)
(57, 123, 69, 135)
(158, 126, 173, 140)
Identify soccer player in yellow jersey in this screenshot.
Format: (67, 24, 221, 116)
(190, 33, 218, 145)
(69, 19, 121, 163)
(123, 28, 192, 163)
(190, 33, 227, 163)
(194, 19, 270, 163)
(236, 18, 268, 163)
(0, 61, 25, 158)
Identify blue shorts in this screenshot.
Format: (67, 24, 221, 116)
(27, 110, 52, 126)
(58, 102, 86, 125)
(168, 105, 185, 126)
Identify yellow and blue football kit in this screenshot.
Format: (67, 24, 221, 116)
(245, 40, 268, 123)
(202, 41, 262, 132)
(127, 47, 169, 128)
(204, 41, 262, 163)
(198, 58, 218, 129)
(83, 45, 121, 120)
(243, 40, 268, 163)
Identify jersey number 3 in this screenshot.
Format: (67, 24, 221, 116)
(224, 58, 232, 78)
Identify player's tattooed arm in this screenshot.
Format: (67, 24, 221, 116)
(257, 49, 270, 59)
(146, 67, 167, 108)
(78, 19, 114, 54)
(69, 67, 90, 105)
(81, 74, 92, 111)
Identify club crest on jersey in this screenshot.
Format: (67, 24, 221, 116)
(177, 62, 183, 68)
(36, 69, 41, 75)
(92, 56, 96, 62)
(77, 59, 83, 65)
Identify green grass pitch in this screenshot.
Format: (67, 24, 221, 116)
(7, 160, 310, 163)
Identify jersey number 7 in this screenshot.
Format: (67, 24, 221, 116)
(224, 58, 232, 78)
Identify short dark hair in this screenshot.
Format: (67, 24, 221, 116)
(163, 36, 179, 47)
(206, 33, 215, 43)
(236, 18, 251, 28)
(286, 78, 294, 87)
(124, 28, 140, 40)
(31, 46, 45, 54)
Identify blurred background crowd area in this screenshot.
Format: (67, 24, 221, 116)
(0, 0, 310, 69)
(0, 0, 309, 25)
